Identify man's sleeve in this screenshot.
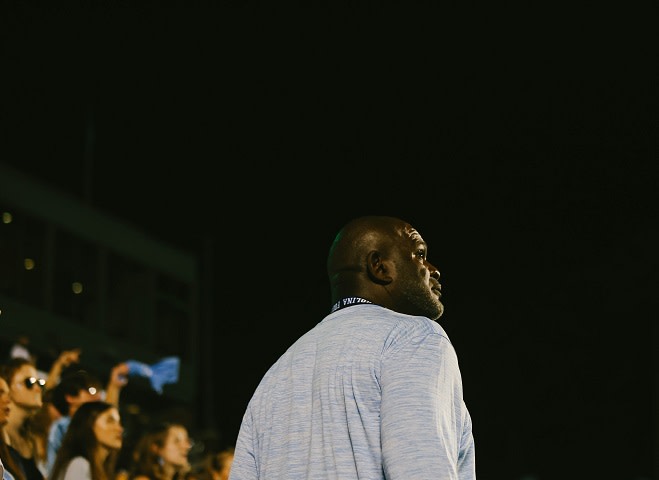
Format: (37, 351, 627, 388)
(229, 408, 258, 480)
(380, 332, 466, 479)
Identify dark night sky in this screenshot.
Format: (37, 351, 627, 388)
(1, 4, 657, 478)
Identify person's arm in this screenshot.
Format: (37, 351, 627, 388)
(380, 330, 467, 479)
(229, 408, 257, 480)
(44, 348, 81, 391)
(104, 363, 129, 406)
(47, 417, 69, 477)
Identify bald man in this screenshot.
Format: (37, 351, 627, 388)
(231, 216, 476, 479)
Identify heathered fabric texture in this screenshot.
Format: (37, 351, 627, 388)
(231, 304, 475, 480)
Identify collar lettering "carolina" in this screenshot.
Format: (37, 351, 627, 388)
(330, 297, 373, 313)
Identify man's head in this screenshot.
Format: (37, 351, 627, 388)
(327, 216, 443, 320)
(51, 370, 103, 417)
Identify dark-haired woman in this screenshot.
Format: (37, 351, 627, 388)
(50, 401, 123, 480)
(0, 375, 20, 480)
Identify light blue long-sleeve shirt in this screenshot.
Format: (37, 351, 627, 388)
(46, 415, 71, 477)
(230, 304, 476, 480)
(0, 457, 15, 480)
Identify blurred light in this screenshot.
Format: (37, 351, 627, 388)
(24, 258, 35, 270)
(2, 212, 12, 224)
(72, 282, 83, 294)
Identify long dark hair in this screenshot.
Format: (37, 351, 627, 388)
(49, 401, 120, 480)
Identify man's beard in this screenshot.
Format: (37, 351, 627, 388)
(401, 280, 444, 320)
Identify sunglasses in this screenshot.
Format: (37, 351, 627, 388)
(24, 377, 46, 389)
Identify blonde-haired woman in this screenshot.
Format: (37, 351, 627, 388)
(128, 423, 192, 480)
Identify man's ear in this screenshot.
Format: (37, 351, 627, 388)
(366, 251, 393, 285)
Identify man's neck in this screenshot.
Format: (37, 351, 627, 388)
(330, 296, 373, 313)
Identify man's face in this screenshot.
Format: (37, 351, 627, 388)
(394, 226, 444, 320)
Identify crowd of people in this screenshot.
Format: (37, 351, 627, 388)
(0, 340, 234, 480)
(1, 215, 475, 480)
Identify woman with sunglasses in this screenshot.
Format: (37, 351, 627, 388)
(49, 401, 123, 480)
(0, 358, 45, 480)
(0, 375, 21, 480)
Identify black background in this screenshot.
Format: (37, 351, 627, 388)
(1, 3, 656, 479)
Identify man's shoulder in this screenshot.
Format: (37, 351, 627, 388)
(385, 309, 446, 334)
(320, 305, 447, 344)
(378, 312, 451, 353)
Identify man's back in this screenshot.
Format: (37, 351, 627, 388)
(230, 304, 475, 480)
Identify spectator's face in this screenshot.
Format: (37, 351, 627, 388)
(159, 425, 192, 469)
(69, 385, 102, 413)
(0, 378, 11, 424)
(10, 364, 43, 410)
(216, 453, 234, 480)
(93, 406, 123, 451)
